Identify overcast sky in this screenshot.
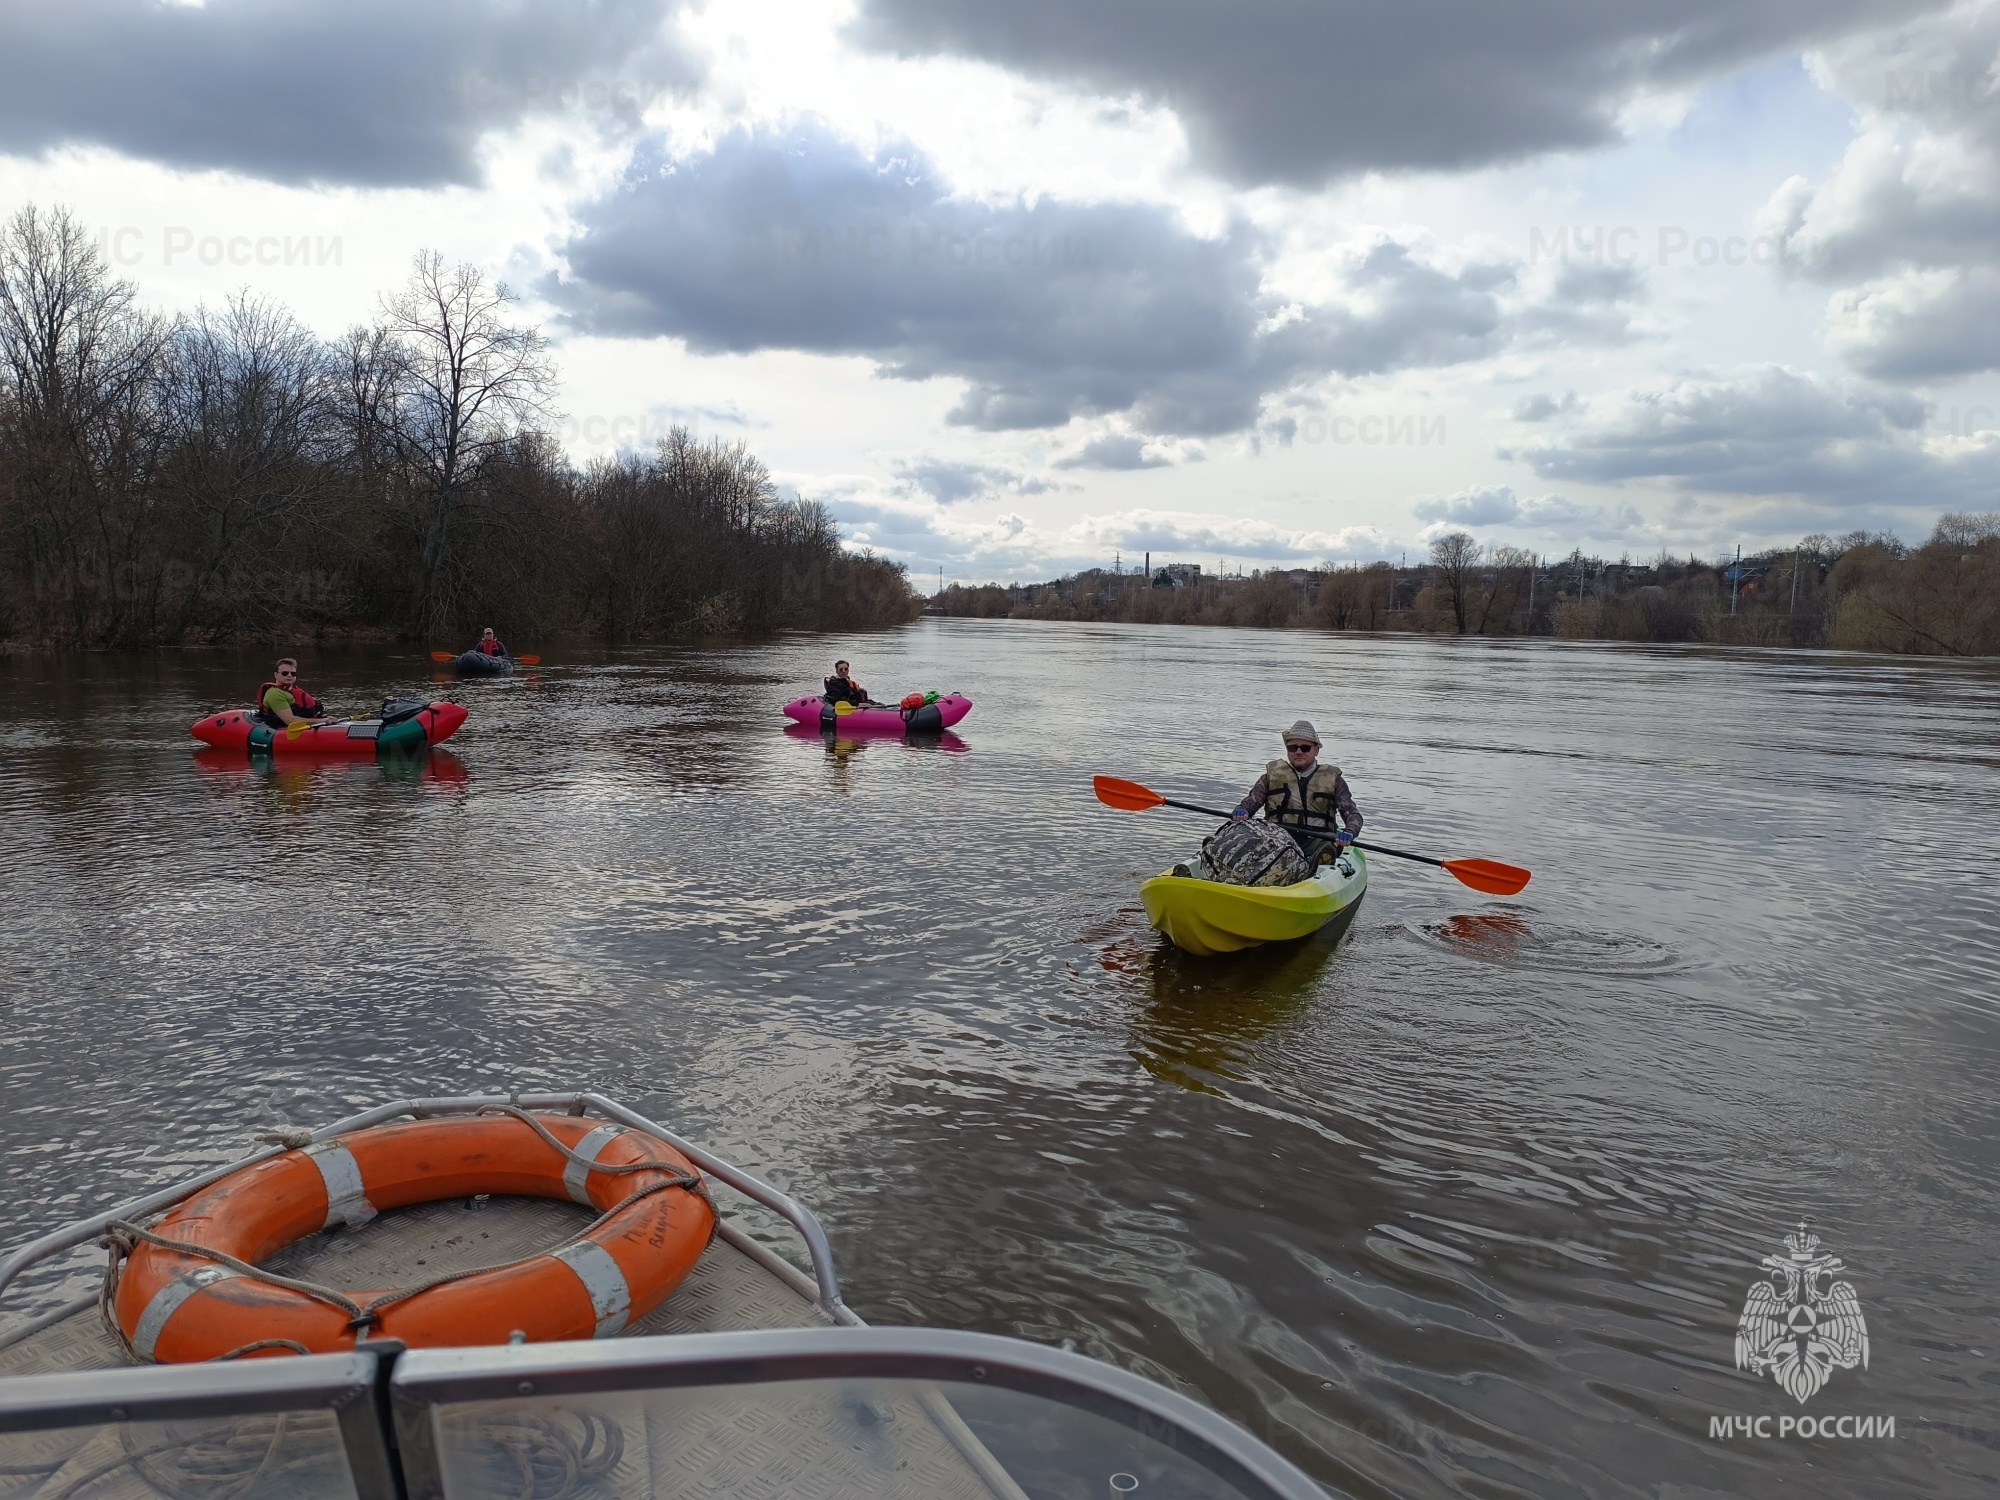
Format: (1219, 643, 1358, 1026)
(6, 0, 1998, 579)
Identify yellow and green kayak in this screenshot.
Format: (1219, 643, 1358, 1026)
(1142, 848, 1368, 957)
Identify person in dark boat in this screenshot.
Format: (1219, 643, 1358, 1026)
(472, 627, 509, 658)
(1230, 719, 1363, 863)
(823, 660, 872, 706)
(257, 658, 326, 728)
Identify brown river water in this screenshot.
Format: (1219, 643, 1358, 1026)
(2, 620, 1997, 1499)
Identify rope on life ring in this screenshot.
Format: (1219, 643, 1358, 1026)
(102, 1108, 716, 1363)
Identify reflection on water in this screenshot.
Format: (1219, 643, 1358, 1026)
(3, 625, 1999, 1499)
(1409, 910, 1684, 975)
(782, 723, 972, 758)
(1125, 902, 1362, 1095)
(192, 746, 469, 786)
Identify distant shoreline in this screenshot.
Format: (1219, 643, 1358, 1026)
(927, 520, 2000, 659)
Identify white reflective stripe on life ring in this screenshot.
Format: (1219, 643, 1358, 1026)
(552, 1241, 630, 1337)
(133, 1265, 244, 1361)
(562, 1124, 626, 1205)
(305, 1139, 376, 1228)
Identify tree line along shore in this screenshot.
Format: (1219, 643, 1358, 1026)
(930, 519, 2000, 658)
(0, 205, 918, 651)
(8, 199, 1991, 660)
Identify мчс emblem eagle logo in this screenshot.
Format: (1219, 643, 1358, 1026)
(1735, 1221, 1869, 1404)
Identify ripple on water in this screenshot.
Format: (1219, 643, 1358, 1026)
(1405, 910, 1687, 976)
(5, 628, 1999, 1500)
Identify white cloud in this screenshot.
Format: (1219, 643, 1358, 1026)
(548, 123, 1652, 439)
(1412, 485, 1650, 543)
(1061, 508, 1388, 562)
(1763, 0, 2000, 377)
(889, 453, 1058, 501)
(1499, 365, 2000, 530)
(7, 0, 1992, 575)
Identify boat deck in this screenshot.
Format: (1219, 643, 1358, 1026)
(1, 1196, 1027, 1499)
(0, 1195, 833, 1379)
(0, 1085, 1061, 1500)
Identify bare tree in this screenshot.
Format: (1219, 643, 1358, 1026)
(0, 205, 919, 647)
(379, 252, 555, 636)
(0, 204, 169, 642)
(161, 293, 340, 634)
(1429, 530, 1481, 633)
(332, 322, 400, 493)
(1315, 564, 1360, 629)
(1477, 544, 1534, 633)
(579, 426, 797, 635)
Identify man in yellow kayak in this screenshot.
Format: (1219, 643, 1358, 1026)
(1230, 720, 1363, 862)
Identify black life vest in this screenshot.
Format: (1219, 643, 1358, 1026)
(824, 675, 865, 705)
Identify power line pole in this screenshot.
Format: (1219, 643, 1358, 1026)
(1730, 544, 1741, 616)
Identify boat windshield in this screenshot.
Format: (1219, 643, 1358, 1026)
(0, 1328, 1330, 1500)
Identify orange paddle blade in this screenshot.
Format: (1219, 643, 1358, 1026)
(515, 654, 541, 665)
(1093, 775, 1164, 811)
(1442, 857, 1532, 896)
(430, 650, 454, 662)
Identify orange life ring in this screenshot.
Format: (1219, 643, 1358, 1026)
(113, 1112, 715, 1362)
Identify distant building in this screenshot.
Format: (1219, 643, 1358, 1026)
(1152, 563, 1201, 588)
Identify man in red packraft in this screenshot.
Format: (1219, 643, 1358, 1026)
(257, 658, 326, 728)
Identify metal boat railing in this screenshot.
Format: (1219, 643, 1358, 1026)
(0, 1092, 1333, 1498)
(0, 1328, 1330, 1499)
(0, 1090, 848, 1336)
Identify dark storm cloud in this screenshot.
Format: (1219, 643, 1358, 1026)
(552, 121, 1277, 434)
(845, 0, 1928, 185)
(1502, 366, 2000, 508)
(0, 0, 694, 187)
(552, 123, 1619, 437)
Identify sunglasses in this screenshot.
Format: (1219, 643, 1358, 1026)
(1285, 743, 1316, 753)
(277, 670, 296, 678)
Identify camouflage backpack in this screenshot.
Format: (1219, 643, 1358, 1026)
(1199, 818, 1311, 887)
